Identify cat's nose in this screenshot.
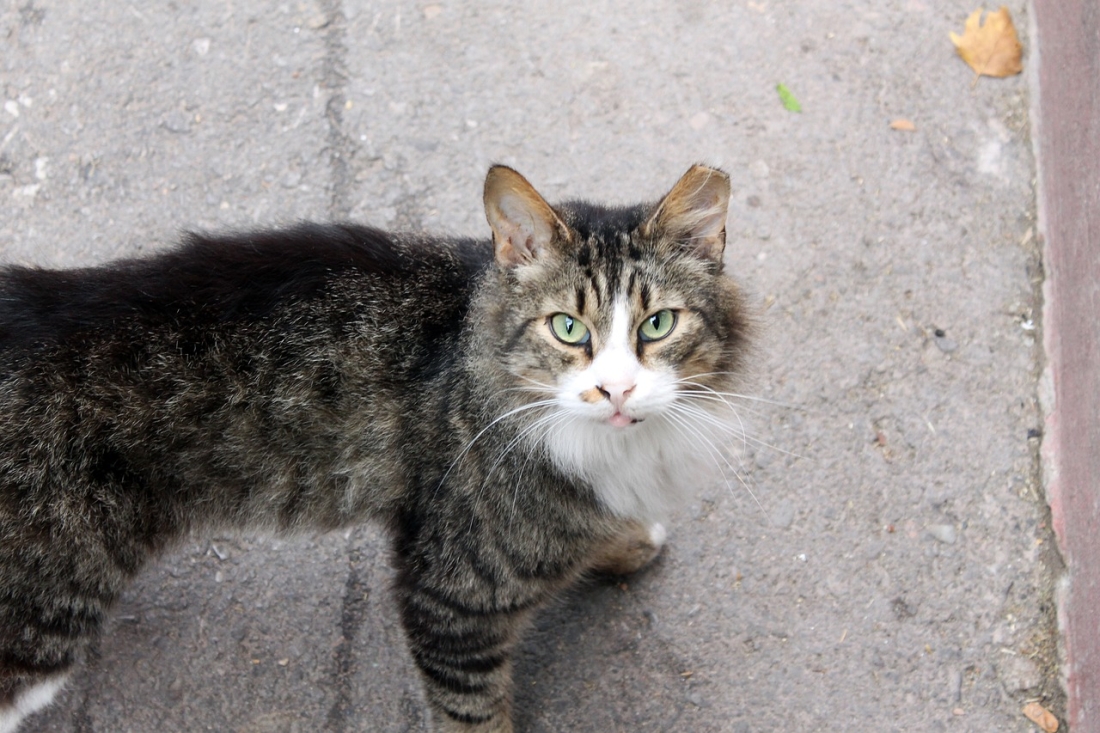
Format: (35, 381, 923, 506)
(597, 381, 635, 410)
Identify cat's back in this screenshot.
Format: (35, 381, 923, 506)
(0, 223, 491, 358)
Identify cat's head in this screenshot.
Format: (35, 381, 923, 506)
(474, 165, 753, 518)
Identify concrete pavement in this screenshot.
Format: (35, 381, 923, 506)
(2, 1, 1061, 730)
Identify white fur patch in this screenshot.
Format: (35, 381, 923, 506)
(647, 522, 668, 547)
(543, 407, 730, 521)
(586, 300, 639, 408)
(544, 298, 739, 521)
(0, 676, 67, 733)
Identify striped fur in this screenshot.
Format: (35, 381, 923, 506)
(0, 165, 751, 731)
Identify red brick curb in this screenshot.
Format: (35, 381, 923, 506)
(1033, 1, 1100, 729)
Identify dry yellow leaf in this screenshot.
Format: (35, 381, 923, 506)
(890, 119, 916, 131)
(1022, 702, 1059, 733)
(950, 7, 1023, 78)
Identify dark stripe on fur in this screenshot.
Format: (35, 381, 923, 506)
(414, 655, 493, 695)
(441, 707, 497, 725)
(502, 317, 537, 356)
(416, 646, 509, 675)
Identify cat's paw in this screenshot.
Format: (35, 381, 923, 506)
(590, 520, 667, 576)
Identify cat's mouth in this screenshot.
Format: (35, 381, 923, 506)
(609, 411, 641, 428)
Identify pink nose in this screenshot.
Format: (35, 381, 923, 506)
(597, 381, 635, 410)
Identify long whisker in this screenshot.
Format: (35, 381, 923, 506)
(673, 383, 805, 457)
(673, 389, 769, 419)
(501, 386, 556, 396)
(674, 386, 751, 457)
(662, 407, 764, 515)
(673, 375, 807, 411)
(674, 398, 805, 460)
(484, 410, 564, 486)
(465, 408, 566, 535)
(509, 372, 557, 392)
(436, 399, 557, 493)
(509, 413, 578, 525)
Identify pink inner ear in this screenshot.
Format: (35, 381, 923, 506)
(656, 167, 730, 263)
(484, 165, 571, 269)
(489, 193, 559, 267)
(493, 210, 542, 266)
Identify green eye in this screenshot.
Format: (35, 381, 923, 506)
(639, 309, 677, 342)
(549, 313, 590, 345)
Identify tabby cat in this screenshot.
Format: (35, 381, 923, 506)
(0, 164, 751, 732)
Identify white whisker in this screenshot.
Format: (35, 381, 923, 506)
(673, 396, 804, 460)
(436, 399, 556, 494)
(674, 390, 769, 418)
(661, 407, 764, 515)
(485, 410, 564, 486)
(509, 372, 557, 392)
(509, 413, 579, 525)
(674, 390, 750, 457)
(674, 375, 807, 411)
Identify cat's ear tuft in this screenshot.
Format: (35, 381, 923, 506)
(644, 165, 731, 264)
(484, 165, 569, 269)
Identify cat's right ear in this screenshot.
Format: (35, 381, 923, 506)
(484, 165, 570, 269)
(643, 164, 731, 265)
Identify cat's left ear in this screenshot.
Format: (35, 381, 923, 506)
(643, 165, 731, 265)
(484, 165, 571, 269)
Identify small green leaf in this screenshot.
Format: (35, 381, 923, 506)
(776, 83, 802, 113)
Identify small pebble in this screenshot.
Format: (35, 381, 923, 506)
(754, 449, 774, 470)
(997, 654, 1042, 692)
(162, 111, 191, 134)
(935, 335, 958, 353)
(769, 499, 794, 529)
(689, 112, 711, 130)
(927, 524, 957, 544)
(749, 160, 770, 178)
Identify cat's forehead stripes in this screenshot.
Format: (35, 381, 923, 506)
(568, 246, 665, 336)
(571, 239, 650, 315)
(554, 200, 694, 338)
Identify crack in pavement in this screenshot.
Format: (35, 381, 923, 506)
(325, 538, 370, 732)
(316, 0, 357, 220)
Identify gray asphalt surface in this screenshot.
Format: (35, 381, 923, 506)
(2, 1, 1060, 731)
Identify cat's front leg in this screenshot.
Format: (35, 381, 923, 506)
(397, 578, 525, 733)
